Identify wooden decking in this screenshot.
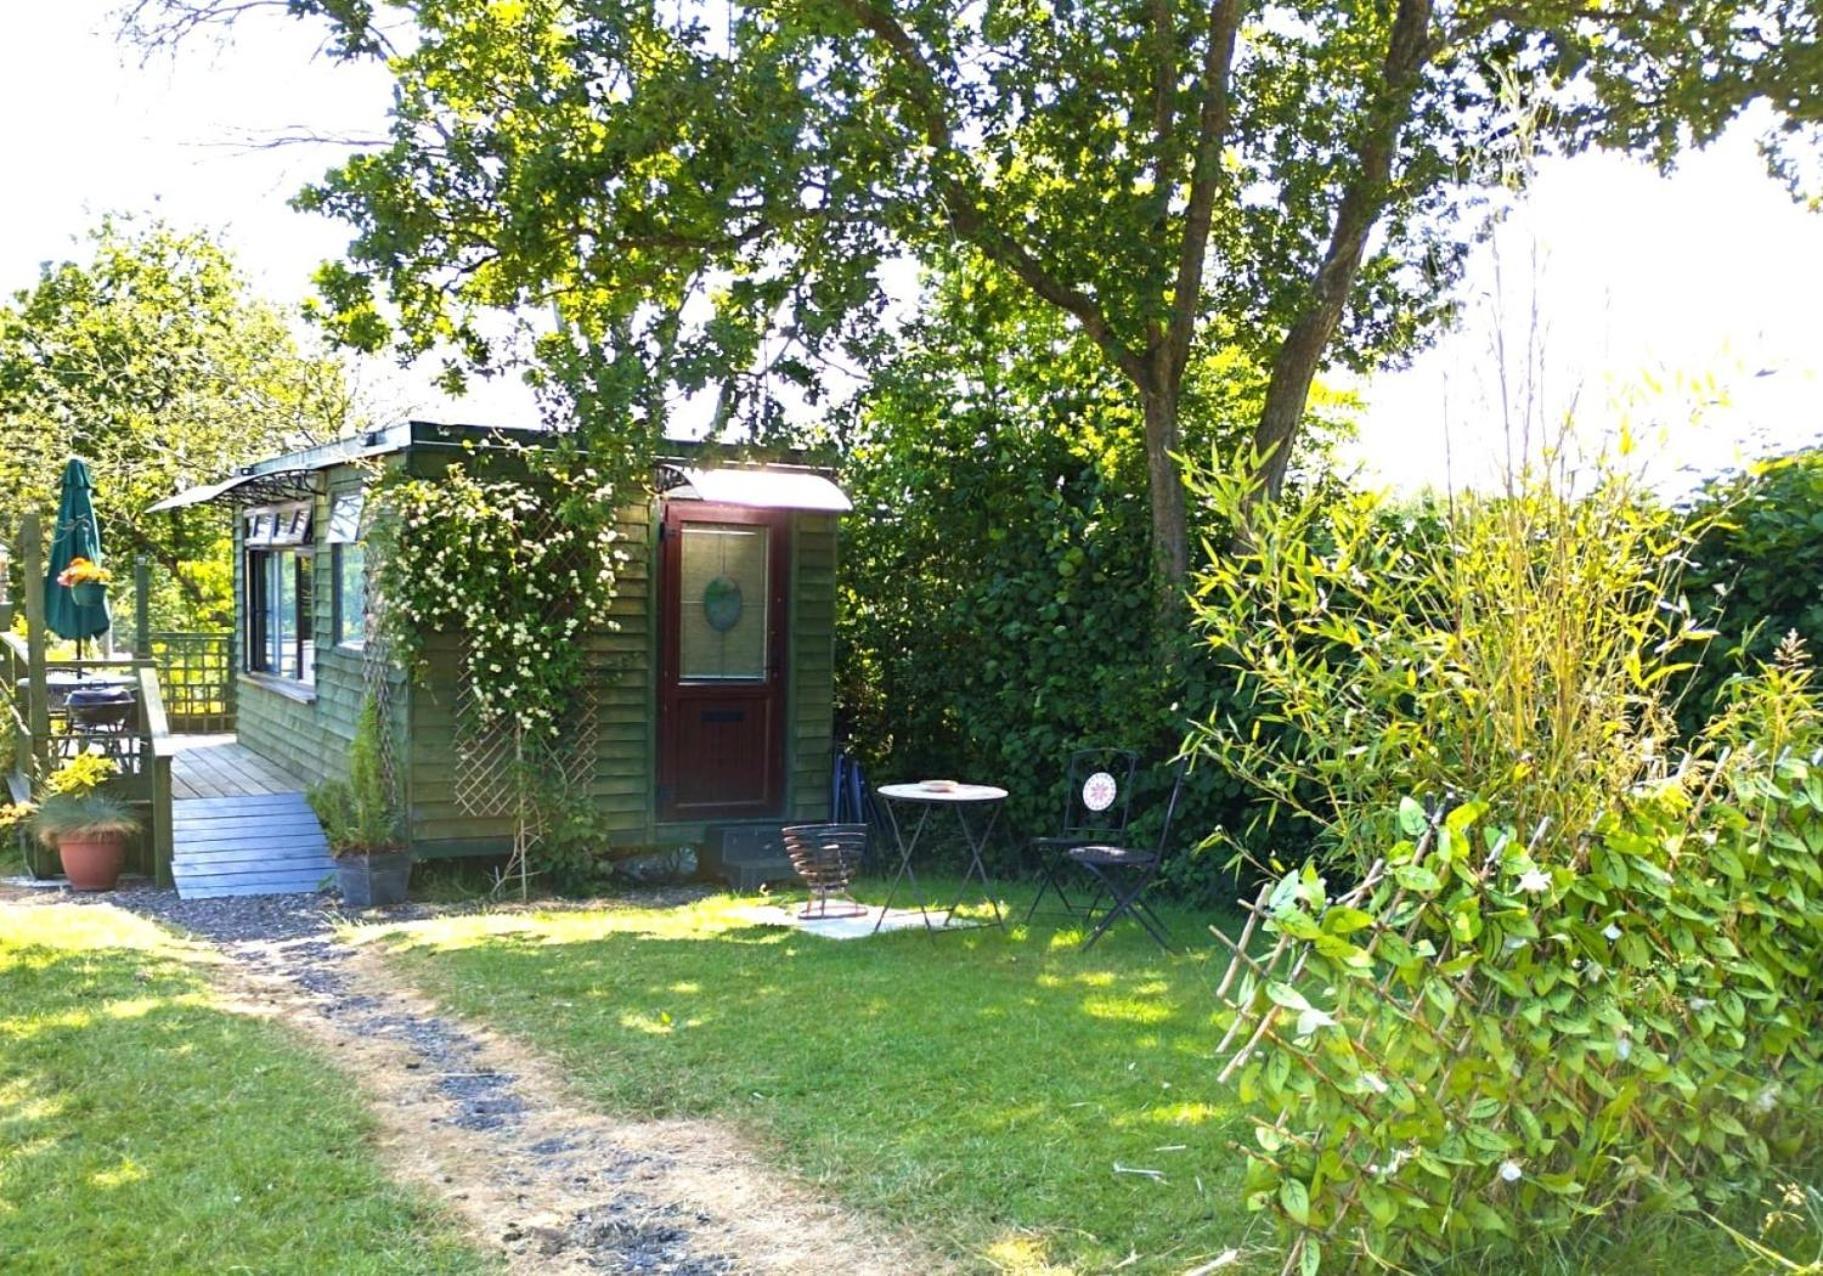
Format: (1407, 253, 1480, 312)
(169, 736, 334, 899)
(171, 734, 305, 800)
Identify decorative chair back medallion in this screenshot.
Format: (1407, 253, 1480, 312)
(1082, 770, 1119, 813)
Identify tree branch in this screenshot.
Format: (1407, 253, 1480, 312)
(1148, 0, 1179, 179)
(1164, 0, 1244, 386)
(1249, 0, 1437, 500)
(829, 0, 1149, 385)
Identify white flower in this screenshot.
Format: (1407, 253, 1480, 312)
(1603, 923, 1622, 942)
(1616, 1037, 1632, 1061)
(1296, 1007, 1336, 1036)
(1499, 1160, 1523, 1183)
(1688, 997, 1714, 1011)
(1754, 1085, 1778, 1114)
(1503, 936, 1529, 952)
(1360, 1072, 1389, 1095)
(1516, 868, 1551, 894)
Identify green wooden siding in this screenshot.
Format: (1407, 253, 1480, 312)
(229, 446, 840, 856)
(788, 512, 837, 823)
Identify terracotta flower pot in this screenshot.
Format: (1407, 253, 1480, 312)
(59, 834, 126, 892)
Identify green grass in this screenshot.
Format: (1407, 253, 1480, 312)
(366, 882, 1260, 1273)
(363, 881, 1819, 1276)
(0, 903, 492, 1275)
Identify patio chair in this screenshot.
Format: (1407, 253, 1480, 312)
(781, 823, 870, 919)
(1022, 746, 1140, 925)
(1066, 758, 1190, 952)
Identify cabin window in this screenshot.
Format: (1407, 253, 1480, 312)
(327, 492, 366, 648)
(245, 503, 315, 685)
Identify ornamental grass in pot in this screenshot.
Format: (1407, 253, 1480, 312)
(307, 695, 409, 908)
(38, 793, 139, 891)
(19, 752, 140, 891)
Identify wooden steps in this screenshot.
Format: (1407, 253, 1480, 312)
(172, 792, 335, 899)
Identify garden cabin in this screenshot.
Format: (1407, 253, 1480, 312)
(149, 420, 848, 867)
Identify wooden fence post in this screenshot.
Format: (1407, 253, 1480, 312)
(20, 513, 47, 776)
(134, 557, 152, 659)
(19, 513, 49, 875)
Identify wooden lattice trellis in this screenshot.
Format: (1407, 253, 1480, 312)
(1210, 815, 1562, 1274)
(147, 632, 234, 733)
(450, 635, 601, 896)
(360, 637, 402, 806)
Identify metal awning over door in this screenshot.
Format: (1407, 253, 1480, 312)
(659, 465, 851, 513)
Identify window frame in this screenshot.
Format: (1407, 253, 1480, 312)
(327, 490, 367, 650)
(331, 542, 366, 650)
(243, 501, 317, 688)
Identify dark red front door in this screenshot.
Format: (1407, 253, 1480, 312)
(657, 502, 789, 821)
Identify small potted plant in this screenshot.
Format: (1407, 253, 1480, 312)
(32, 752, 139, 891)
(307, 695, 409, 908)
(56, 556, 113, 608)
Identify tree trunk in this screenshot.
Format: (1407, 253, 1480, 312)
(1250, 305, 1336, 501)
(1142, 383, 1189, 597)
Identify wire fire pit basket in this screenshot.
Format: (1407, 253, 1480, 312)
(780, 823, 869, 919)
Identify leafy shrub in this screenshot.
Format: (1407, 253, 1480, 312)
(1215, 684, 1823, 1271)
(1188, 450, 1710, 874)
(46, 750, 119, 798)
(369, 458, 623, 741)
(531, 793, 619, 895)
(0, 751, 129, 866)
(1193, 440, 1823, 1270)
(833, 274, 1352, 894)
(1680, 448, 1823, 732)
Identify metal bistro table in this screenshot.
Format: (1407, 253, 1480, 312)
(874, 781, 1008, 934)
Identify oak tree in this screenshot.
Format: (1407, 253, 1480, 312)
(0, 220, 365, 626)
(132, 0, 1821, 591)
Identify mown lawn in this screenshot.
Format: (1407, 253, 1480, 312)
(0, 902, 491, 1275)
(366, 884, 1260, 1273)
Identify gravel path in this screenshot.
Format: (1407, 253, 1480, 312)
(14, 880, 928, 1276)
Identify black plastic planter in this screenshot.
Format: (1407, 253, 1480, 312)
(336, 851, 412, 908)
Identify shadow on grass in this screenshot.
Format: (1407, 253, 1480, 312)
(368, 883, 1259, 1273)
(0, 907, 489, 1276)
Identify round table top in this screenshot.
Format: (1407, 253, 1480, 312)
(878, 781, 1009, 803)
(27, 670, 135, 687)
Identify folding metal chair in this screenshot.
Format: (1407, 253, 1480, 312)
(1022, 746, 1140, 925)
(1067, 758, 1190, 952)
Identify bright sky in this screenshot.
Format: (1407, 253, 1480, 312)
(3, 2, 1820, 491)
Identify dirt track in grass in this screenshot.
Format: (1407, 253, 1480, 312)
(19, 886, 941, 1276)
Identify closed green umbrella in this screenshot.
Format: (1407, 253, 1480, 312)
(45, 458, 112, 646)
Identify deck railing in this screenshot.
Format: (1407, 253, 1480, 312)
(146, 631, 235, 733)
(1, 512, 175, 886)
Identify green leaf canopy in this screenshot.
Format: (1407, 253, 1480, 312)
(45, 458, 111, 642)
